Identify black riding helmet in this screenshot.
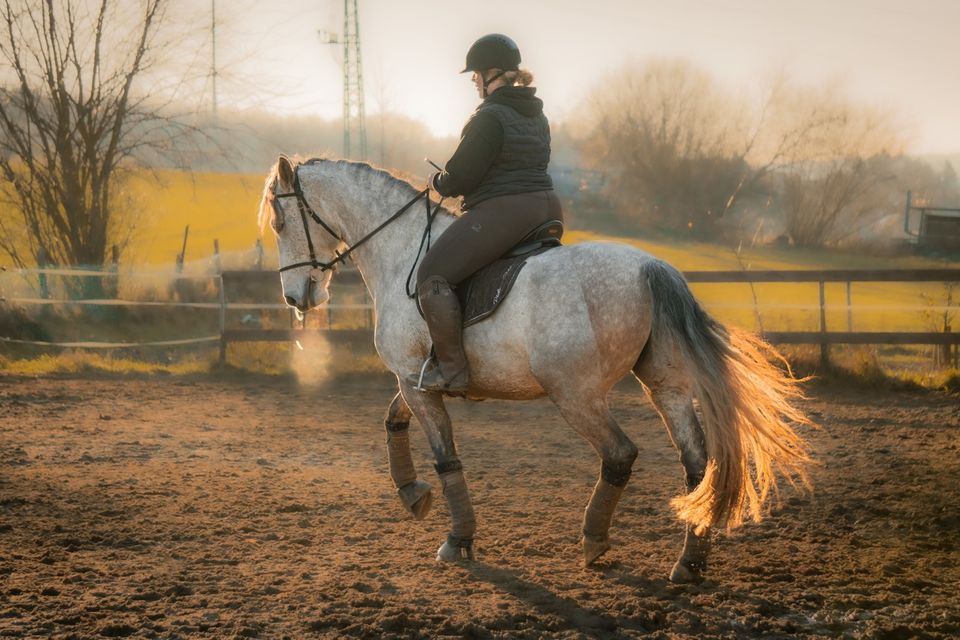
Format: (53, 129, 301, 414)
(461, 34, 521, 74)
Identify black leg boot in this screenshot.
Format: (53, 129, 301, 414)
(406, 276, 469, 393)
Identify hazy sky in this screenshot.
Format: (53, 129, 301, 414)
(206, 0, 958, 154)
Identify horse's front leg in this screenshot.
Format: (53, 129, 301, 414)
(399, 382, 476, 562)
(384, 391, 433, 520)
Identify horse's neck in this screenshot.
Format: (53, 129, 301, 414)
(312, 164, 454, 302)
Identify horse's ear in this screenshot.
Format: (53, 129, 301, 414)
(277, 155, 294, 188)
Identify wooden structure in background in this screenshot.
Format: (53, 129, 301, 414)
(904, 191, 960, 252)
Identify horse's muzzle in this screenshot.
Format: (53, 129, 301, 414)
(284, 295, 310, 313)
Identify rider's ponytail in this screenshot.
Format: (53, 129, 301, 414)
(503, 68, 534, 87)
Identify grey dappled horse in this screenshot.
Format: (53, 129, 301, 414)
(259, 156, 813, 583)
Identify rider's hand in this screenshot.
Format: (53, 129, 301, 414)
(426, 171, 440, 191)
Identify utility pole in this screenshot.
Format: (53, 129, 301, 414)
(321, 0, 367, 160)
(211, 0, 218, 119)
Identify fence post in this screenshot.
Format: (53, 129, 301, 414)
(819, 280, 829, 367)
(214, 239, 226, 364)
(942, 323, 953, 368)
(104, 245, 120, 299)
(37, 247, 49, 300)
(846, 280, 853, 332)
(176, 225, 189, 274)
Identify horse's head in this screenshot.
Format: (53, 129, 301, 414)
(259, 155, 343, 313)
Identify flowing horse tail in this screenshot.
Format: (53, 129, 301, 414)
(640, 259, 815, 534)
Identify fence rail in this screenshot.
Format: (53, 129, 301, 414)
(2, 267, 959, 358)
(684, 268, 960, 364)
(683, 268, 960, 283)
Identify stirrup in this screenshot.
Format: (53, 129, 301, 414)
(413, 357, 433, 392)
(409, 357, 468, 393)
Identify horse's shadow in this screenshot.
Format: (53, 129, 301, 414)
(465, 559, 802, 638)
(465, 561, 630, 637)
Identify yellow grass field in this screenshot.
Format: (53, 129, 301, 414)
(117, 170, 960, 335)
(57, 170, 960, 336)
(126, 169, 267, 266)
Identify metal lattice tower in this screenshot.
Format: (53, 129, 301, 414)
(210, 0, 218, 120)
(341, 0, 367, 160)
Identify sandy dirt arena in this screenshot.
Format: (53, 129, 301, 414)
(1, 373, 958, 639)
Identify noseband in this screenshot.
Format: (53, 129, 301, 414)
(274, 167, 433, 274)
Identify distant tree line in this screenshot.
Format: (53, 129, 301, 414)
(2, 1, 958, 275)
(173, 110, 457, 179)
(572, 59, 959, 248)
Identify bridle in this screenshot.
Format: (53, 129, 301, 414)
(273, 167, 433, 274)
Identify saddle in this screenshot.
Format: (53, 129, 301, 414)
(457, 220, 563, 327)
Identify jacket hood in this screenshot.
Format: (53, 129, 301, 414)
(483, 86, 543, 117)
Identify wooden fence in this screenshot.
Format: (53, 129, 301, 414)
(216, 268, 960, 360)
(683, 269, 960, 347)
(3, 267, 959, 362)
(217, 268, 370, 362)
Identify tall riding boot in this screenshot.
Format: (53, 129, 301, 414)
(406, 276, 469, 393)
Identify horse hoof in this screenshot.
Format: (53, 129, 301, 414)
(582, 535, 611, 566)
(397, 480, 433, 520)
(410, 490, 433, 520)
(436, 537, 474, 563)
(669, 560, 706, 584)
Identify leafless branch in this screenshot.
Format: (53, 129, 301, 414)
(0, 0, 206, 280)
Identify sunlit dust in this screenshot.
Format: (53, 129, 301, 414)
(289, 331, 333, 387)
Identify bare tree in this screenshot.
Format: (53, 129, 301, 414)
(718, 72, 848, 220)
(576, 62, 905, 245)
(576, 59, 752, 234)
(0, 0, 198, 274)
(775, 85, 902, 247)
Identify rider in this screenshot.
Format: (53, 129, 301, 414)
(408, 33, 563, 393)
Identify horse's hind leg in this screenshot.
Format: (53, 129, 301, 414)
(399, 384, 476, 562)
(633, 356, 711, 584)
(549, 393, 639, 566)
(384, 391, 433, 520)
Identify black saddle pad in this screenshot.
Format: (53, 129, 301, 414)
(457, 245, 553, 328)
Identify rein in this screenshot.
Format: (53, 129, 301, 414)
(275, 168, 441, 276)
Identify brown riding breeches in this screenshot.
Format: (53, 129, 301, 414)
(416, 190, 563, 287)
